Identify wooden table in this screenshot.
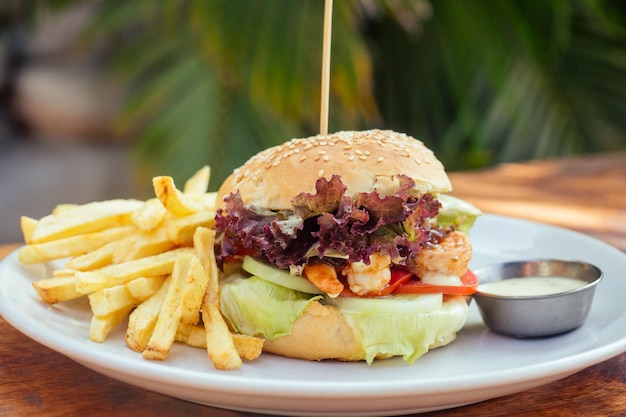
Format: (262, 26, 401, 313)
(1, 152, 625, 416)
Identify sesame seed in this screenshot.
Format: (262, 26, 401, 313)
(348, 154, 355, 161)
(323, 155, 330, 162)
(299, 155, 307, 162)
(359, 155, 368, 161)
(318, 169, 324, 177)
(303, 143, 313, 151)
(377, 156, 384, 162)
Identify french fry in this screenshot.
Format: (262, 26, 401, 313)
(52, 203, 79, 215)
(131, 198, 168, 232)
(112, 227, 174, 264)
(176, 323, 263, 361)
(32, 275, 82, 304)
(52, 269, 75, 278)
(232, 333, 264, 361)
(153, 176, 215, 217)
(127, 275, 168, 300)
(29, 199, 143, 244)
(90, 306, 134, 343)
(179, 254, 207, 325)
(126, 277, 171, 352)
(88, 276, 166, 317)
(175, 323, 207, 348)
(89, 284, 134, 317)
(18, 225, 135, 265)
(202, 291, 242, 370)
(74, 248, 191, 294)
(167, 210, 216, 246)
(66, 240, 117, 271)
(20, 216, 37, 243)
(192, 227, 219, 280)
(195, 227, 242, 370)
(189, 193, 218, 210)
(142, 253, 191, 360)
(183, 166, 210, 195)
(153, 176, 198, 216)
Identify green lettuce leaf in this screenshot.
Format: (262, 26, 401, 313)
(219, 274, 322, 339)
(435, 194, 482, 233)
(335, 295, 468, 364)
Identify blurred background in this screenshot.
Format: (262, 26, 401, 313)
(1, 0, 625, 244)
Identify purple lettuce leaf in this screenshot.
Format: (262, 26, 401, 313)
(214, 191, 309, 268)
(215, 175, 441, 270)
(291, 175, 346, 219)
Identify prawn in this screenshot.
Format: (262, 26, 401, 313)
(342, 253, 392, 296)
(304, 262, 344, 298)
(413, 231, 472, 279)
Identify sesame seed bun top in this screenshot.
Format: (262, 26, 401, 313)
(217, 130, 452, 210)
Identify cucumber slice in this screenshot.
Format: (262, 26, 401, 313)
(326, 293, 443, 315)
(242, 256, 324, 295)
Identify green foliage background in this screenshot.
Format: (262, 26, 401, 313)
(9, 0, 626, 189)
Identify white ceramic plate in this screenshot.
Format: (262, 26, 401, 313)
(1, 214, 626, 416)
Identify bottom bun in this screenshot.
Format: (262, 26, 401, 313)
(262, 295, 469, 362)
(262, 301, 367, 361)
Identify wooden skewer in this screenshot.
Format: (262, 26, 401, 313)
(320, 0, 333, 135)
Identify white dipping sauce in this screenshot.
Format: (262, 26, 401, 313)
(478, 276, 588, 296)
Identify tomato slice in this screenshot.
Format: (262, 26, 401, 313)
(377, 268, 413, 296)
(338, 269, 478, 297)
(338, 268, 412, 297)
(393, 269, 478, 295)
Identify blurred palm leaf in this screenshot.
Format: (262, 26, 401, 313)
(14, 0, 626, 185)
(372, 0, 626, 169)
(84, 0, 382, 188)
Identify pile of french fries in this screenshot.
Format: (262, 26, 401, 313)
(18, 166, 263, 370)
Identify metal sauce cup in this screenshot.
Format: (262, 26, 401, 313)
(473, 259, 603, 338)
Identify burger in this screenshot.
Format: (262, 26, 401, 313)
(214, 130, 481, 363)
